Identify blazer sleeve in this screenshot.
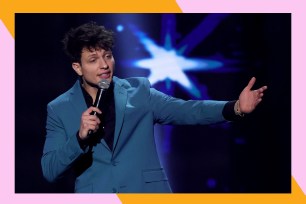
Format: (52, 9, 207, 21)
(149, 88, 228, 125)
(41, 103, 84, 183)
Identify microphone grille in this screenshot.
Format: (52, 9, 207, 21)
(98, 79, 110, 89)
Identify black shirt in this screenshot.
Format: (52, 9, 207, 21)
(78, 81, 116, 151)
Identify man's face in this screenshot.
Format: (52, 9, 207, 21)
(72, 48, 115, 89)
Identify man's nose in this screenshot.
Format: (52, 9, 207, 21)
(99, 58, 108, 69)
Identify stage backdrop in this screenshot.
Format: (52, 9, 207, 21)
(15, 13, 291, 193)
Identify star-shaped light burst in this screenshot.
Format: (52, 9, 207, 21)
(130, 29, 222, 98)
(124, 14, 231, 98)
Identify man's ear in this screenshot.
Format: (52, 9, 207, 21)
(72, 62, 82, 76)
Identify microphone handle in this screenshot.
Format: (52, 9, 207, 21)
(88, 88, 104, 135)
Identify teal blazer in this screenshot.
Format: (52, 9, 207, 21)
(41, 76, 227, 193)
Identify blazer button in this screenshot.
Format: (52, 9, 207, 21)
(112, 188, 117, 193)
(111, 161, 118, 166)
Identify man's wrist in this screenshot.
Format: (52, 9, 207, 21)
(234, 100, 244, 117)
(76, 131, 88, 150)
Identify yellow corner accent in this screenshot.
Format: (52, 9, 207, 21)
(292, 177, 306, 200)
(118, 177, 306, 204)
(0, 0, 182, 38)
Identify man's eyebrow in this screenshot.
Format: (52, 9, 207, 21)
(86, 53, 98, 57)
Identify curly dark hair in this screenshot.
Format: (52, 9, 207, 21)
(62, 21, 115, 63)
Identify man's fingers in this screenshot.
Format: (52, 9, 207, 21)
(84, 120, 100, 128)
(83, 118, 101, 133)
(245, 77, 256, 90)
(255, 86, 268, 95)
(84, 107, 102, 115)
(260, 86, 268, 92)
(86, 115, 101, 122)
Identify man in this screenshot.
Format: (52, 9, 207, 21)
(41, 21, 267, 193)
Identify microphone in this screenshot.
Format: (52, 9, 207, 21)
(88, 79, 110, 135)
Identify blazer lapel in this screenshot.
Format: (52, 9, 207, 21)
(113, 77, 127, 153)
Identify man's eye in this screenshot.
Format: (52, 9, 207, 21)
(106, 54, 112, 59)
(89, 58, 96, 62)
